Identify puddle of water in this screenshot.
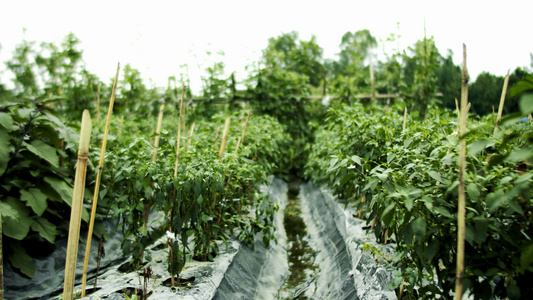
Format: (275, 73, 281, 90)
(278, 184, 318, 299)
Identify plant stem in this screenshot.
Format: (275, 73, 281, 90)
(63, 110, 92, 300)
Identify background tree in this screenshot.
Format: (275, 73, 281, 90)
(6, 39, 39, 99)
(435, 50, 461, 111)
(246, 32, 325, 179)
(329, 29, 377, 103)
(469, 72, 505, 115)
(401, 35, 441, 118)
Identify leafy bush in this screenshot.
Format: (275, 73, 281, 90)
(0, 99, 91, 277)
(306, 102, 533, 299)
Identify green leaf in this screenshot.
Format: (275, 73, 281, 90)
(468, 138, 493, 156)
(505, 149, 533, 164)
(43, 176, 89, 222)
(382, 202, 396, 226)
(23, 140, 59, 168)
(20, 188, 48, 216)
(411, 217, 426, 239)
(426, 239, 440, 262)
(446, 135, 459, 146)
(428, 170, 442, 182)
(474, 218, 488, 244)
(0, 127, 13, 176)
(327, 158, 348, 172)
(486, 190, 505, 213)
(520, 244, 533, 273)
(9, 241, 35, 278)
(31, 217, 57, 243)
(519, 93, 533, 115)
(508, 75, 533, 98)
(405, 197, 414, 212)
(465, 225, 475, 246)
(387, 153, 396, 164)
(0, 112, 14, 131)
(466, 183, 480, 202)
(1, 198, 33, 240)
(507, 281, 521, 300)
(350, 155, 362, 166)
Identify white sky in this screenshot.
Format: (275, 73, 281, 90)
(1, 0, 532, 93)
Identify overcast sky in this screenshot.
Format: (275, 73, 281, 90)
(1, 0, 532, 93)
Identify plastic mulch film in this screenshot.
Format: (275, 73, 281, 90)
(298, 182, 398, 300)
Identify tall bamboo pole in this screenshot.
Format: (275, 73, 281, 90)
(169, 86, 185, 287)
(370, 58, 376, 105)
(80, 63, 120, 297)
(402, 107, 408, 131)
(63, 110, 92, 300)
(493, 70, 510, 136)
(218, 117, 231, 159)
(95, 84, 101, 126)
(234, 107, 252, 154)
(455, 44, 469, 300)
(145, 104, 165, 221)
(152, 104, 165, 162)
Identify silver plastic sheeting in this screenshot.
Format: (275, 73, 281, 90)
(298, 182, 398, 300)
(4, 178, 399, 299)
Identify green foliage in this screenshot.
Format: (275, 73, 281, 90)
(402, 36, 441, 118)
(96, 106, 287, 277)
(0, 99, 89, 277)
(329, 29, 377, 104)
(5, 33, 101, 121)
(306, 102, 533, 298)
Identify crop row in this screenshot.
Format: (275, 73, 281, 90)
(0, 98, 290, 289)
(305, 102, 533, 299)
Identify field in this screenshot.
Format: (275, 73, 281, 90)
(1, 31, 533, 299)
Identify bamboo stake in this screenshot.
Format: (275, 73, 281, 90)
(63, 110, 92, 300)
(189, 123, 195, 139)
(152, 104, 165, 162)
(169, 86, 185, 287)
(145, 104, 165, 219)
(180, 85, 187, 136)
(370, 58, 376, 105)
(493, 70, 510, 136)
(455, 43, 469, 300)
(218, 117, 231, 159)
(234, 107, 252, 154)
(95, 83, 101, 126)
(80, 63, 120, 297)
(402, 107, 408, 131)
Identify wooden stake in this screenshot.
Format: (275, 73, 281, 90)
(234, 107, 252, 154)
(493, 70, 510, 136)
(218, 117, 231, 159)
(80, 63, 120, 297)
(455, 44, 469, 300)
(63, 110, 92, 300)
(95, 83, 101, 126)
(402, 107, 408, 131)
(169, 86, 185, 287)
(370, 58, 376, 105)
(152, 104, 165, 162)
